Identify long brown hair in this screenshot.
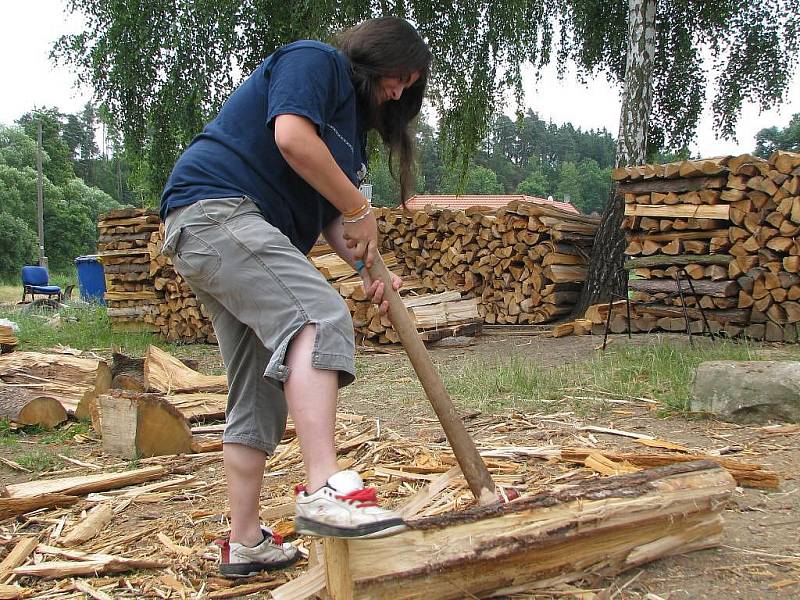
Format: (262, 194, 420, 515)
(335, 17, 431, 203)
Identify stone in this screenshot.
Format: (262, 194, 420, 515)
(691, 361, 800, 424)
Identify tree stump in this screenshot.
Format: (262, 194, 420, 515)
(0, 386, 67, 428)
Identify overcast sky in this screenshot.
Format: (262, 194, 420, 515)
(3, 1, 799, 158)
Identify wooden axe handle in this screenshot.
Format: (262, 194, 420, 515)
(366, 252, 497, 506)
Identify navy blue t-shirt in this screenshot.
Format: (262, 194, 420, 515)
(160, 40, 368, 255)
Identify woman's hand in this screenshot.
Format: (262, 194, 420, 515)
(360, 269, 402, 315)
(342, 210, 379, 267)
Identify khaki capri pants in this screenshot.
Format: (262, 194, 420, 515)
(162, 196, 355, 454)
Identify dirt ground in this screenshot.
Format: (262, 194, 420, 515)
(338, 333, 800, 599)
(1, 332, 798, 599)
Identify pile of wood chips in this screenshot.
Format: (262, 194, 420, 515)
(0, 344, 782, 599)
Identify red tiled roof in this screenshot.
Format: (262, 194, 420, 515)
(404, 194, 580, 214)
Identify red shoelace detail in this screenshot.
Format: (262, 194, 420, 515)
(335, 487, 379, 507)
(214, 538, 230, 562)
(271, 532, 284, 545)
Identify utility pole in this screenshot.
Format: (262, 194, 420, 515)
(36, 118, 48, 269)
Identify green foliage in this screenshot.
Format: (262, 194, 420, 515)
(555, 161, 582, 207)
(54, 1, 798, 198)
(755, 113, 800, 157)
(0, 125, 40, 170)
(17, 108, 75, 186)
(516, 159, 550, 197)
(0, 117, 125, 276)
(576, 158, 612, 214)
(0, 213, 38, 277)
(564, 0, 799, 148)
(440, 164, 503, 195)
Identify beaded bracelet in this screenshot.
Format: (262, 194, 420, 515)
(341, 208, 372, 224)
(354, 260, 366, 272)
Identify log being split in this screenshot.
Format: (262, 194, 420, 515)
(322, 461, 734, 600)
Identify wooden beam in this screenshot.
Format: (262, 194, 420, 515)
(624, 204, 730, 220)
(625, 255, 732, 269)
(617, 175, 727, 194)
(627, 229, 729, 243)
(629, 279, 739, 298)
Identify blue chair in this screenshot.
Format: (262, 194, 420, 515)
(21, 266, 62, 302)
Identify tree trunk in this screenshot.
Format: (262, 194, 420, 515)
(573, 0, 657, 317)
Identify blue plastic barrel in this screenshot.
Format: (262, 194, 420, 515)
(74, 255, 106, 304)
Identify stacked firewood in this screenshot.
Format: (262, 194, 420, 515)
(97, 209, 162, 334)
(602, 151, 800, 341)
(375, 200, 599, 325)
(310, 251, 481, 344)
(147, 228, 216, 344)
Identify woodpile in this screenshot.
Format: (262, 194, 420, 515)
(595, 151, 800, 340)
(97, 209, 164, 335)
(375, 200, 599, 325)
(99, 200, 598, 344)
(310, 251, 482, 344)
(0, 324, 18, 352)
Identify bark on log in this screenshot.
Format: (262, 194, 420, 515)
(0, 352, 111, 416)
(0, 386, 67, 428)
(331, 462, 733, 600)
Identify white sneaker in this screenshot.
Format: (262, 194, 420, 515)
(294, 470, 407, 539)
(217, 527, 301, 578)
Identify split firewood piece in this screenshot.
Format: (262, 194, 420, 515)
(0, 385, 67, 429)
(0, 325, 18, 349)
(72, 579, 114, 600)
(207, 581, 285, 599)
(0, 584, 32, 600)
(332, 462, 733, 600)
(98, 392, 192, 459)
(0, 351, 111, 416)
(143, 345, 227, 393)
(62, 503, 114, 547)
(12, 547, 165, 579)
(3, 466, 167, 499)
(166, 392, 227, 422)
(559, 448, 778, 489)
(0, 494, 79, 521)
(0, 537, 38, 581)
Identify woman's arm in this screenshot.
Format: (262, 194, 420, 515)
(274, 114, 378, 265)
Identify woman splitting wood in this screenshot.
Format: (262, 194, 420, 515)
(159, 17, 430, 577)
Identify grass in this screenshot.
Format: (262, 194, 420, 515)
(1, 271, 77, 304)
(442, 337, 758, 412)
(0, 302, 175, 356)
(15, 448, 65, 473)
